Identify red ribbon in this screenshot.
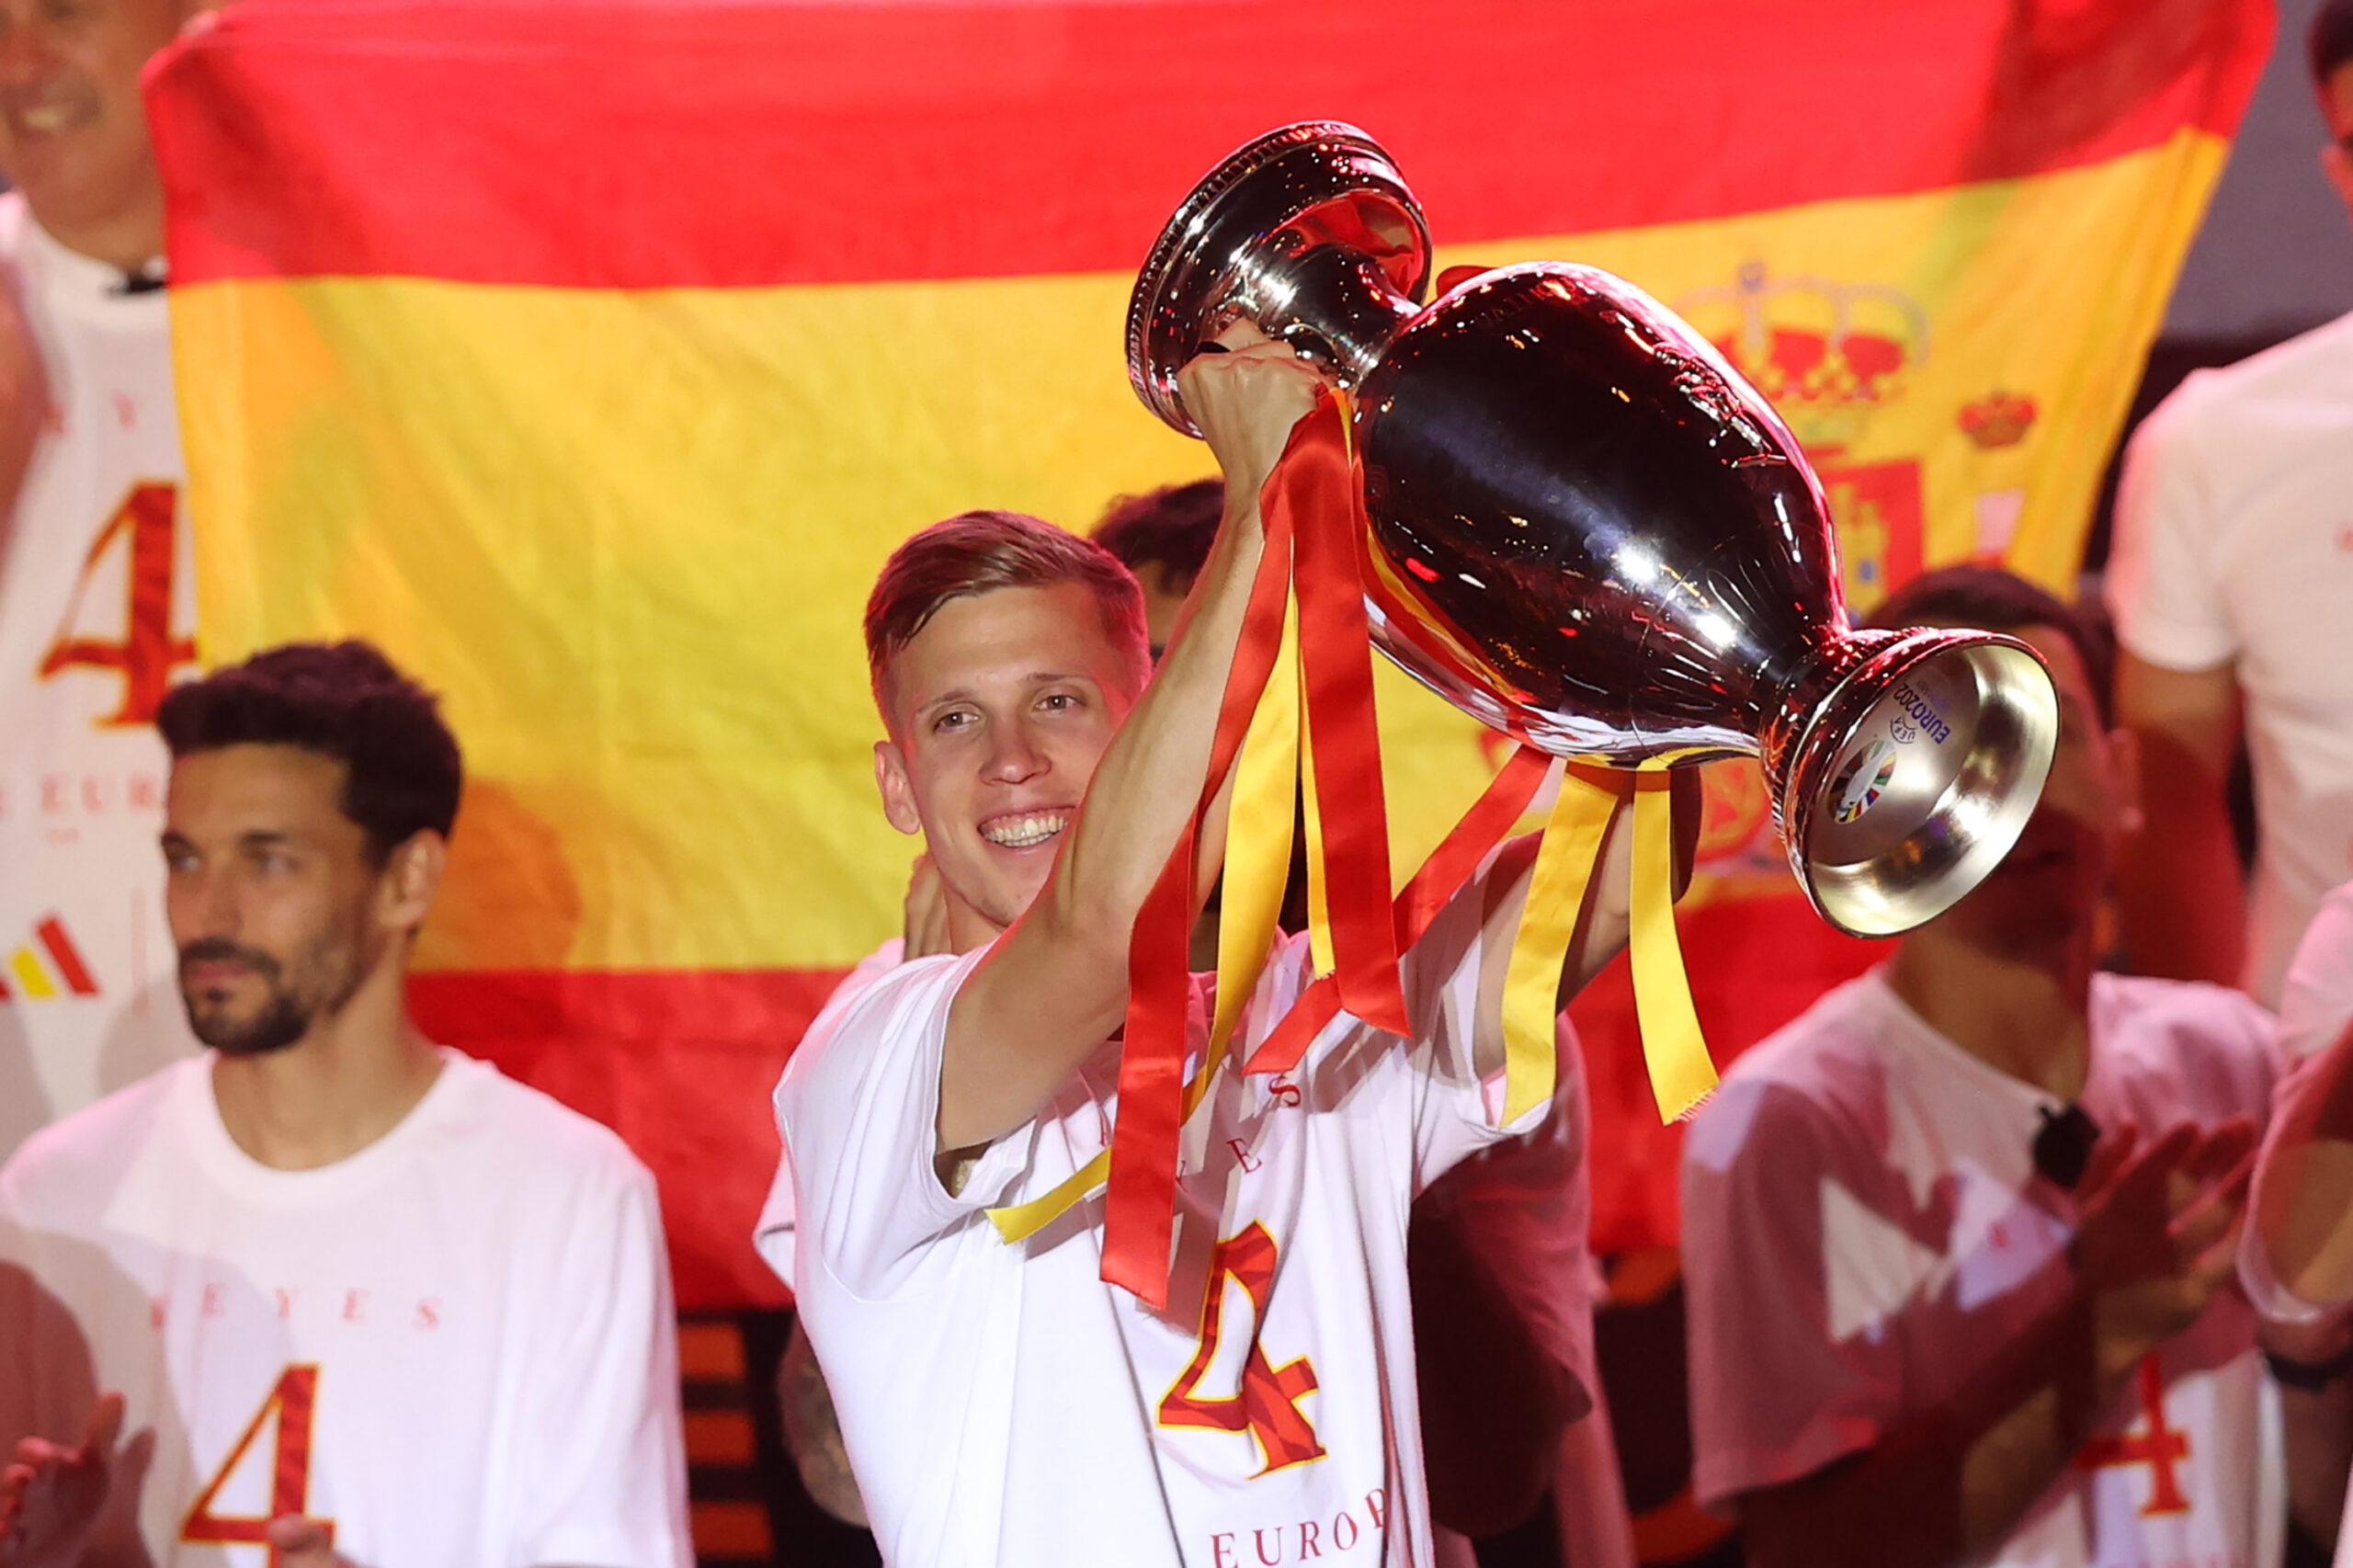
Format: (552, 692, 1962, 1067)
(1100, 392, 1548, 1306)
(1099, 393, 1334, 1307)
(1243, 746, 1549, 1075)
(1290, 400, 1411, 1036)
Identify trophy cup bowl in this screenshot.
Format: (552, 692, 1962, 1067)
(1128, 121, 2059, 937)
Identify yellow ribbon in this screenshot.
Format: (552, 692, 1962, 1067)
(1630, 768, 1716, 1121)
(1497, 765, 1621, 1123)
(1211, 583, 1302, 1061)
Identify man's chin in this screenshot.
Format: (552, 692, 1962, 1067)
(186, 1000, 308, 1058)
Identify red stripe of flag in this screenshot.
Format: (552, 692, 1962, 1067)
(148, 0, 2269, 292)
(36, 916, 99, 996)
(406, 968, 849, 1307)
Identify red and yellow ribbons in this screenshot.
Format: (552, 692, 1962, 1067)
(1033, 392, 1721, 1304)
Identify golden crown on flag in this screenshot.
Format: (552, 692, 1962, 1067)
(1673, 262, 1930, 412)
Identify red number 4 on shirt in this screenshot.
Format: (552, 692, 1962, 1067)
(180, 1364, 335, 1567)
(1159, 1222, 1329, 1476)
(38, 482, 195, 726)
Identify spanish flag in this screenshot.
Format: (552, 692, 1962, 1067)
(149, 0, 2268, 1304)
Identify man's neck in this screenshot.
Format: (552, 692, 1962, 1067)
(945, 897, 1007, 957)
(1886, 927, 2096, 1100)
(209, 965, 445, 1171)
(32, 195, 165, 280)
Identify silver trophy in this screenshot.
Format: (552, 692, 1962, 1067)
(1128, 122, 2057, 937)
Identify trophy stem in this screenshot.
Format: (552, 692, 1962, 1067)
(1242, 244, 1422, 385)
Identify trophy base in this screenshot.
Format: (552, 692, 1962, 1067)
(1775, 631, 2058, 937)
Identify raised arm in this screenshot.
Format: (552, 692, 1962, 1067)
(936, 343, 1324, 1153)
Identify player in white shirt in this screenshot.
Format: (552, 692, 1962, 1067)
(769, 336, 1682, 1566)
(2103, 0, 2353, 1006)
(1683, 566, 2300, 1568)
(0, 641, 692, 1568)
(0, 0, 206, 1157)
(1094, 477, 1636, 1568)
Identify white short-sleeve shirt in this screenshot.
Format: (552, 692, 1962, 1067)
(0, 193, 199, 1157)
(0, 1050, 693, 1568)
(772, 876, 1536, 1568)
(1682, 969, 2283, 1568)
(2106, 314, 2353, 1004)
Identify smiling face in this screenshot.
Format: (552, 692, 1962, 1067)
(162, 744, 394, 1056)
(0, 0, 183, 258)
(1928, 624, 2138, 958)
(872, 583, 1141, 943)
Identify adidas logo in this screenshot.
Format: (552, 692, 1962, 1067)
(0, 915, 100, 1001)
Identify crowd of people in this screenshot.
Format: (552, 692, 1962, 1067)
(6, 2, 2353, 1567)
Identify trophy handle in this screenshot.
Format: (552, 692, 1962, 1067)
(1127, 121, 1431, 436)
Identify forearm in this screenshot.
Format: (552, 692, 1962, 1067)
(1742, 1289, 2118, 1568)
(2115, 771, 2245, 986)
(2258, 1021, 2353, 1307)
(1553, 1393, 1636, 1568)
(2114, 654, 2245, 986)
(776, 1321, 868, 1528)
(1042, 506, 1264, 955)
(2276, 1358, 2353, 1551)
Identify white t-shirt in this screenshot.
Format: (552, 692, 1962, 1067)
(2107, 312, 2353, 1005)
(770, 880, 1535, 1568)
(1682, 969, 2284, 1568)
(0, 191, 197, 1159)
(0, 1049, 692, 1568)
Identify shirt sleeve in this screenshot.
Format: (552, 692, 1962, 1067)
(1408, 1017, 1598, 1386)
(1390, 849, 1552, 1191)
(1680, 1077, 1906, 1510)
(752, 941, 911, 1295)
(2279, 882, 2353, 1062)
(514, 1157, 693, 1568)
(751, 1152, 798, 1293)
(774, 949, 1039, 1301)
(2105, 384, 2237, 672)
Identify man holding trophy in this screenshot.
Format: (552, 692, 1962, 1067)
(773, 123, 2066, 1565)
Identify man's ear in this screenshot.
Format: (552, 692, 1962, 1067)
(2108, 724, 2145, 838)
(874, 741, 924, 836)
(2324, 142, 2353, 227)
(378, 831, 447, 934)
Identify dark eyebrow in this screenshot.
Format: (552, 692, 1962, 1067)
(916, 672, 1094, 717)
(236, 831, 296, 850)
